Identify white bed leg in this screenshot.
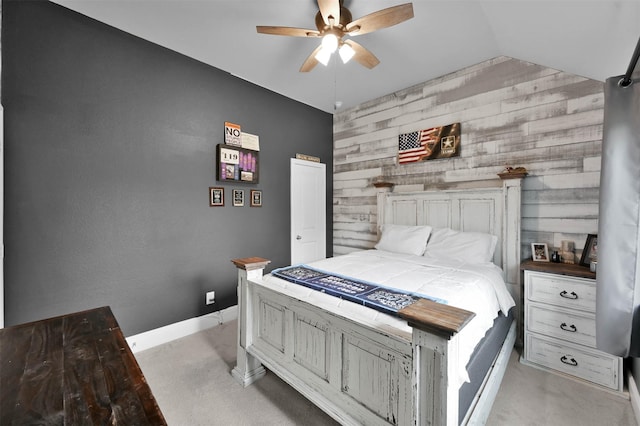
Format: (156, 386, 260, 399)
(412, 329, 460, 426)
(232, 346, 265, 387)
(399, 299, 472, 426)
(231, 257, 271, 387)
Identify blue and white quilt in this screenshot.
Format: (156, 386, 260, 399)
(272, 264, 447, 315)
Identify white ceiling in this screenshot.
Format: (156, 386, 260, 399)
(51, 0, 640, 114)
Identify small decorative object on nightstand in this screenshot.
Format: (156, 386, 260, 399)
(520, 260, 624, 394)
(561, 240, 575, 264)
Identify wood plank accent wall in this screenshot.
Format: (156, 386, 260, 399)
(333, 56, 603, 262)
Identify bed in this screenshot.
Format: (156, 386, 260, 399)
(231, 177, 523, 425)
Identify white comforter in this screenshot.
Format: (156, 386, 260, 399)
(263, 249, 515, 386)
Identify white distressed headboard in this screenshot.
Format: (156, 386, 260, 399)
(375, 178, 523, 291)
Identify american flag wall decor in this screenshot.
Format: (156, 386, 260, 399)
(398, 123, 461, 164)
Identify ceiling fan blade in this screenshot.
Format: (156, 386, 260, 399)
(257, 26, 320, 37)
(346, 3, 414, 36)
(344, 39, 380, 69)
(300, 45, 323, 72)
(317, 0, 341, 26)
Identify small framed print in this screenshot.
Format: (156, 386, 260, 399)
(250, 190, 262, 207)
(209, 187, 224, 207)
(531, 243, 550, 262)
(233, 189, 244, 207)
(580, 234, 598, 267)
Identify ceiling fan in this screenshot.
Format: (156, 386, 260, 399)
(257, 0, 414, 72)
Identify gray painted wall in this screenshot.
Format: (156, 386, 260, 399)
(2, 0, 333, 335)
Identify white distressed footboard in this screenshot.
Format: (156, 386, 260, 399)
(231, 258, 475, 426)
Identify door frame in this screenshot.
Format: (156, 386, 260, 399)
(290, 158, 326, 265)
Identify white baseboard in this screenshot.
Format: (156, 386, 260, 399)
(628, 369, 640, 425)
(126, 305, 238, 354)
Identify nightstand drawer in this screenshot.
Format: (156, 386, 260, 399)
(526, 271, 596, 312)
(527, 302, 596, 347)
(525, 333, 621, 390)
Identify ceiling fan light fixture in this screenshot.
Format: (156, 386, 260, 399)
(315, 46, 332, 66)
(321, 33, 339, 53)
(257, 1, 414, 72)
(339, 42, 355, 64)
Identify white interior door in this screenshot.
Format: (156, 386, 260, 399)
(291, 159, 326, 265)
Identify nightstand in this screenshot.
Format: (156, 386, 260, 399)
(520, 260, 623, 393)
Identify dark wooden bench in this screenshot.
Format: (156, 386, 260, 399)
(1, 306, 166, 425)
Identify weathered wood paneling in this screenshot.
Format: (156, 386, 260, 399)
(333, 56, 602, 263)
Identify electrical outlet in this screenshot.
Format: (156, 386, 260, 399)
(206, 291, 216, 305)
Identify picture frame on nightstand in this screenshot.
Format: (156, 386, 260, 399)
(579, 234, 598, 267)
(531, 243, 549, 262)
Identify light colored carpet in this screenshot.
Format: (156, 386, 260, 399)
(489, 351, 636, 426)
(135, 320, 636, 425)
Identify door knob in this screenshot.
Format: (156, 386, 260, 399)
(296, 235, 302, 240)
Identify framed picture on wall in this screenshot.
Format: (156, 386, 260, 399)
(250, 190, 262, 207)
(580, 234, 598, 267)
(531, 243, 549, 262)
(209, 187, 224, 207)
(217, 144, 259, 184)
(233, 189, 244, 207)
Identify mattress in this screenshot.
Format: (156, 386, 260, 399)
(262, 249, 515, 386)
(459, 309, 513, 423)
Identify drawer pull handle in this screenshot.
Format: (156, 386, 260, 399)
(560, 290, 578, 300)
(560, 322, 577, 332)
(560, 355, 578, 366)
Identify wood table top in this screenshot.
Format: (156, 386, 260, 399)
(0, 306, 166, 425)
(521, 259, 596, 279)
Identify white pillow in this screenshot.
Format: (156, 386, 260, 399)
(423, 227, 498, 264)
(375, 224, 432, 256)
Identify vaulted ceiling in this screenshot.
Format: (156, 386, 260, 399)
(51, 0, 640, 114)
